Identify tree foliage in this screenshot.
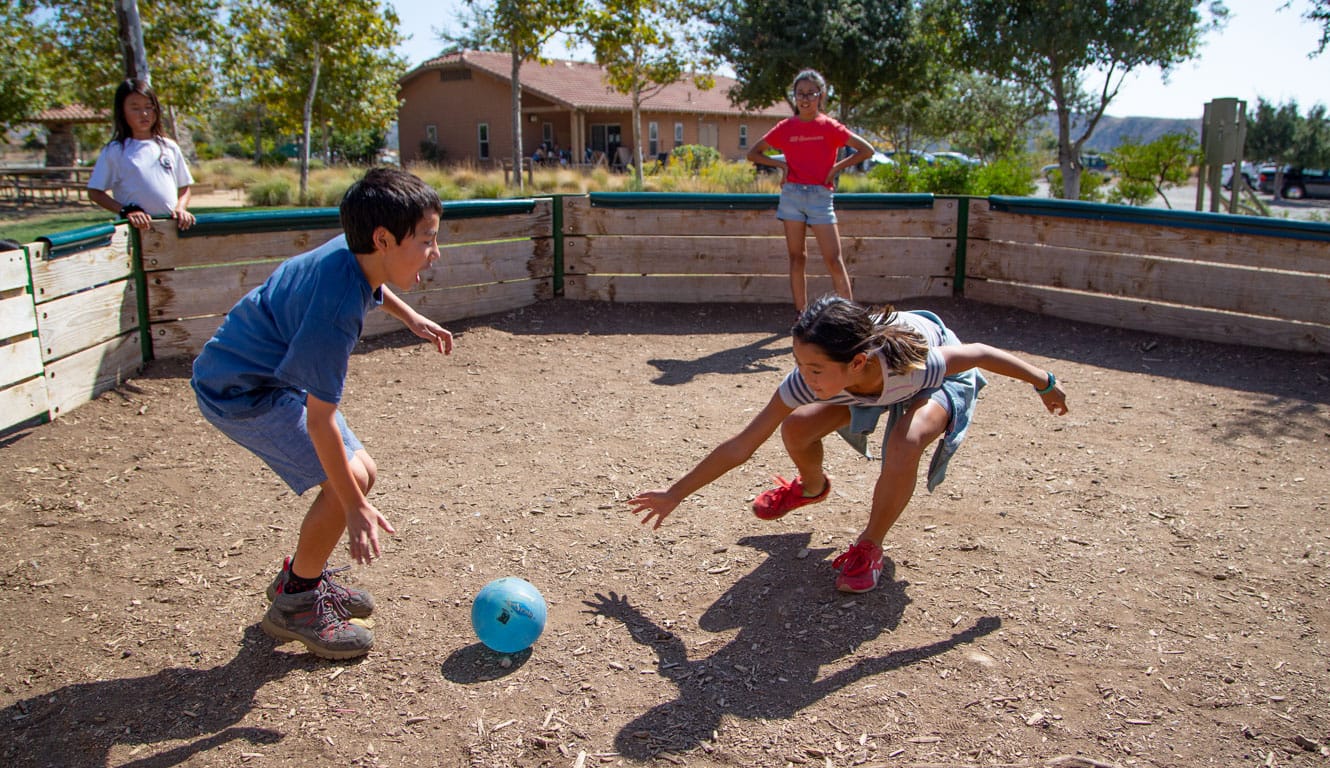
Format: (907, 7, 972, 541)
(37, 0, 222, 122)
(0, 1, 56, 133)
(1306, 0, 1329, 56)
(705, 0, 937, 125)
(224, 0, 404, 199)
(952, 0, 1224, 199)
(581, 0, 713, 185)
(1105, 131, 1197, 208)
(444, 0, 581, 189)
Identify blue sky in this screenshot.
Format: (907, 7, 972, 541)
(391, 0, 1327, 120)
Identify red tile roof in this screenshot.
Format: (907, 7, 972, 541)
(405, 50, 787, 118)
(32, 104, 110, 123)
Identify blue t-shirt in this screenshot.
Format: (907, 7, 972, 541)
(191, 235, 383, 418)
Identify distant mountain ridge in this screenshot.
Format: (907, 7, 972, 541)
(1035, 114, 1203, 153)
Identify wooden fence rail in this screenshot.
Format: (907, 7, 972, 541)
(2, 192, 1327, 433)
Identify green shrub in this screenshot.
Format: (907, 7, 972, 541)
(1047, 168, 1108, 201)
(247, 178, 293, 206)
(969, 156, 1038, 196)
(670, 144, 721, 173)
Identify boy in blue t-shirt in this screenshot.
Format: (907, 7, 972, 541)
(191, 167, 451, 659)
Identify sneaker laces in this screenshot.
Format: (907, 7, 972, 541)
(833, 540, 876, 576)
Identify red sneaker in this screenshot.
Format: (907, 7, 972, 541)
(833, 539, 884, 593)
(752, 475, 831, 520)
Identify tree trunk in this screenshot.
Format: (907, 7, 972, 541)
(253, 104, 263, 164)
(510, 49, 524, 192)
(114, 0, 149, 83)
(631, 89, 644, 187)
(300, 44, 322, 204)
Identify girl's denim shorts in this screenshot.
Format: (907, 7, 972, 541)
(198, 390, 363, 495)
(777, 183, 837, 225)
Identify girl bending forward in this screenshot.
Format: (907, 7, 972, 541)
(629, 296, 1069, 593)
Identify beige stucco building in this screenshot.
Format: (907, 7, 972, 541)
(397, 50, 788, 167)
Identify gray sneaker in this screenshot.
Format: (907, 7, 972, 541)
(261, 585, 374, 659)
(266, 557, 375, 618)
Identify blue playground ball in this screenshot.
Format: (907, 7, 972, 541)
(471, 577, 547, 654)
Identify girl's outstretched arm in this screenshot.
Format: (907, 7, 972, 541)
(629, 391, 794, 528)
(939, 343, 1069, 415)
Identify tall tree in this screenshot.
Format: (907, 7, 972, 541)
(1246, 97, 1301, 199)
(581, 0, 713, 185)
(39, 0, 222, 142)
(218, 0, 283, 163)
(0, 1, 55, 133)
(226, 0, 403, 198)
(952, 0, 1225, 199)
(446, 0, 582, 190)
(705, 0, 936, 125)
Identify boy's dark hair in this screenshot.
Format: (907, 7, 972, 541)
(340, 167, 443, 254)
(110, 79, 165, 146)
(793, 295, 927, 373)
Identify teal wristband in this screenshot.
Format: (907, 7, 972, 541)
(1035, 371, 1056, 395)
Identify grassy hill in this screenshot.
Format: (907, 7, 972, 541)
(1033, 114, 1203, 153)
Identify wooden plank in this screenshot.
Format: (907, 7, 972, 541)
(141, 228, 343, 270)
(965, 280, 1330, 354)
(43, 331, 143, 418)
(564, 235, 954, 278)
(361, 279, 550, 338)
(968, 240, 1329, 325)
(147, 239, 552, 321)
(442, 201, 553, 243)
(0, 290, 37, 341)
(142, 205, 553, 270)
(29, 227, 133, 303)
(564, 274, 950, 304)
(969, 206, 1330, 274)
(151, 279, 552, 359)
(36, 280, 140, 362)
(562, 197, 955, 239)
(0, 375, 47, 432)
(149, 315, 223, 360)
(0, 336, 43, 388)
(0, 247, 29, 292)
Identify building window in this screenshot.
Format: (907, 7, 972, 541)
(648, 122, 659, 156)
(425, 124, 438, 144)
(543, 122, 554, 145)
(478, 123, 490, 161)
(739, 125, 748, 149)
(674, 123, 684, 145)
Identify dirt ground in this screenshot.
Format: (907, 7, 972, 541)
(1, 297, 1328, 768)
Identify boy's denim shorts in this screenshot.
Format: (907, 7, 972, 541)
(197, 390, 363, 495)
(777, 183, 837, 226)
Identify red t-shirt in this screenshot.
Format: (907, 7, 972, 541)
(760, 114, 853, 189)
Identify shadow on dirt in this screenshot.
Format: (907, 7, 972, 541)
(583, 532, 1000, 759)
(0, 624, 329, 768)
(440, 644, 534, 682)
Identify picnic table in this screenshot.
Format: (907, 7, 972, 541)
(0, 167, 94, 205)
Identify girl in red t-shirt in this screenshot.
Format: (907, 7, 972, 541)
(747, 69, 874, 313)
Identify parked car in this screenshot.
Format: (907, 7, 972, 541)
(1256, 163, 1280, 193)
(858, 151, 894, 172)
(1041, 154, 1109, 180)
(887, 149, 935, 166)
(932, 151, 981, 166)
(1258, 166, 1330, 199)
(1220, 161, 1258, 190)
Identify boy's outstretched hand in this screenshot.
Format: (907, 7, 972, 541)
(346, 501, 396, 565)
(628, 490, 680, 529)
(410, 317, 453, 354)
